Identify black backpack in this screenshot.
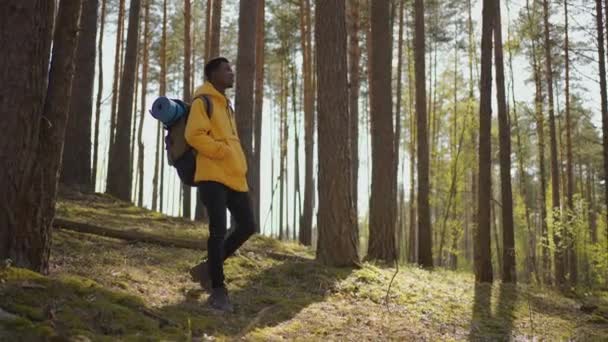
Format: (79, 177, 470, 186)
(165, 95, 213, 186)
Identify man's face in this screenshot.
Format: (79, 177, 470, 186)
(213, 62, 234, 89)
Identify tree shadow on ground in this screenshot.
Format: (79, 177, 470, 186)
(159, 255, 354, 339)
(469, 282, 517, 341)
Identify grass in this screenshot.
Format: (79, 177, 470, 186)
(1, 190, 607, 340)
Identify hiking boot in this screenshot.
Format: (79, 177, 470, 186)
(207, 287, 234, 313)
(189, 261, 212, 291)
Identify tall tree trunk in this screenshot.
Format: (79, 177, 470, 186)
(291, 65, 301, 241)
(347, 0, 361, 243)
(61, 0, 98, 192)
(563, 0, 577, 285)
(394, 0, 405, 255)
(407, 11, 417, 263)
(494, 0, 516, 283)
(93, 0, 107, 191)
(106, 0, 142, 201)
(252, 0, 265, 232)
(467, 0, 477, 265)
(210, 0, 222, 58)
(315, 0, 360, 266)
(597, 0, 608, 286)
(182, 0, 192, 219)
(300, 0, 314, 246)
(541, 0, 565, 286)
(367, 0, 397, 263)
(137, 0, 150, 208)
(235, 0, 258, 224)
(109, 0, 126, 171)
(205, 0, 212, 61)
(153, 0, 168, 212)
(414, 0, 433, 268)
(476, 0, 495, 283)
(0, 0, 71, 273)
(279, 60, 286, 241)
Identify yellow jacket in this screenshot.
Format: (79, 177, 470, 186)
(185, 82, 248, 192)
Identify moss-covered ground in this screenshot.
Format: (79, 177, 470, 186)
(1, 191, 607, 341)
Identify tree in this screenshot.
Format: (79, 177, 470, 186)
(235, 0, 258, 223)
(61, 0, 98, 192)
(414, 0, 433, 268)
(347, 0, 361, 244)
(137, 0, 150, 208)
(315, 0, 360, 266)
(476, 0, 495, 283)
(299, 0, 314, 246)
(182, 0, 192, 218)
(93, 0, 107, 191)
(253, 0, 265, 232)
(153, 0, 168, 212)
(494, 0, 515, 283)
(210, 0, 222, 57)
(108, 0, 126, 167)
(0, 0, 80, 273)
(106, 0, 142, 201)
(541, 0, 564, 285)
(367, 0, 397, 263)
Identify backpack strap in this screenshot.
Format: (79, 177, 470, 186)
(192, 95, 213, 119)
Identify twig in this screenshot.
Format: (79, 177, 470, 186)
(384, 259, 400, 314)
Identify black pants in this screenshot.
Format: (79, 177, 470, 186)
(199, 181, 256, 289)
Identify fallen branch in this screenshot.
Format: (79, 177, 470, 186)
(53, 218, 206, 251)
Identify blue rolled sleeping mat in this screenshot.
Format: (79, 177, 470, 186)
(150, 96, 188, 127)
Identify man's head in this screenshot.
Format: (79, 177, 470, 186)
(205, 57, 234, 91)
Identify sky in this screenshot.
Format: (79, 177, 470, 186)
(90, 0, 602, 238)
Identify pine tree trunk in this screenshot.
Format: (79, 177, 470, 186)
(153, 0, 168, 212)
(0, 1, 65, 273)
(347, 0, 361, 243)
(93, 0, 107, 191)
(394, 0, 405, 255)
(541, 0, 565, 286)
(210, 0, 222, 58)
(109, 0, 126, 170)
(279, 61, 286, 241)
(61, 0, 97, 192)
(182, 0, 192, 219)
(300, 0, 314, 246)
(252, 0, 265, 232)
(234, 0, 257, 224)
(414, 0, 432, 268)
(204, 0, 212, 61)
(106, 0, 142, 201)
(137, 0, 150, 208)
(493, 0, 516, 283)
(476, 0, 495, 283)
(315, 0, 360, 266)
(597, 0, 608, 286)
(407, 14, 417, 263)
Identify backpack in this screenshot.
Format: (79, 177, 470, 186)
(162, 95, 213, 187)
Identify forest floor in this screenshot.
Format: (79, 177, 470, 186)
(1, 191, 608, 341)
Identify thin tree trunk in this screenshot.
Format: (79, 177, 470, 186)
(205, 0, 212, 61)
(137, 0, 150, 208)
(291, 65, 301, 241)
(109, 0, 126, 169)
(541, 0, 565, 285)
(300, 0, 314, 246)
(494, 0, 516, 283)
(106, 0, 142, 201)
(347, 0, 361, 243)
(279, 60, 286, 241)
(153, 0, 168, 212)
(210, 0, 222, 58)
(476, 0, 495, 283)
(394, 0, 405, 255)
(315, 0, 360, 266)
(62, 0, 98, 192)
(93, 0, 107, 191)
(597, 0, 608, 286)
(182, 0, 192, 219)
(252, 0, 265, 232)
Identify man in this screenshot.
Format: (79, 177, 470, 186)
(185, 57, 256, 312)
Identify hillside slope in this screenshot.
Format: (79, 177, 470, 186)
(1, 191, 607, 341)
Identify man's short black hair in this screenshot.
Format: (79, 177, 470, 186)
(205, 57, 230, 81)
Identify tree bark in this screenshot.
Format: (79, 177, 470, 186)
(252, 0, 265, 232)
(315, 0, 360, 266)
(93, 0, 107, 191)
(300, 0, 314, 246)
(205, 0, 212, 61)
(153, 0, 168, 212)
(210, 0, 222, 58)
(541, 0, 565, 286)
(414, 0, 432, 268)
(476, 0, 495, 283)
(106, 0, 142, 201)
(234, 0, 258, 225)
(137, 0, 150, 208)
(494, 0, 516, 283)
(394, 0, 405, 256)
(182, 0, 192, 218)
(108, 0, 125, 170)
(61, 0, 98, 193)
